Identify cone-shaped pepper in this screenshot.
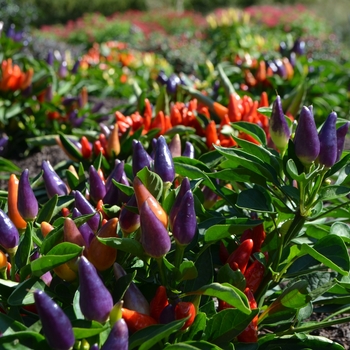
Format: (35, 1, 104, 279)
(42, 160, 68, 198)
(153, 135, 175, 184)
(113, 263, 150, 315)
(294, 106, 320, 166)
(72, 208, 95, 248)
(78, 256, 114, 323)
(17, 169, 38, 221)
(318, 111, 338, 168)
(119, 195, 140, 236)
(172, 190, 197, 246)
(107, 123, 121, 158)
(89, 165, 106, 203)
(140, 199, 171, 258)
(269, 95, 290, 152)
(63, 217, 86, 247)
(7, 174, 27, 230)
(33, 290, 75, 350)
(168, 134, 182, 158)
(182, 141, 195, 158)
(101, 318, 129, 350)
(0, 209, 19, 253)
(73, 190, 100, 232)
(336, 122, 349, 162)
(132, 140, 152, 176)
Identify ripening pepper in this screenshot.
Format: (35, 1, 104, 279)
(149, 285, 169, 322)
(132, 140, 153, 176)
(78, 256, 114, 323)
(227, 239, 253, 274)
(318, 111, 337, 168)
(17, 169, 38, 221)
(107, 123, 121, 158)
(119, 195, 140, 236)
(153, 136, 175, 184)
(42, 160, 68, 198)
(63, 217, 86, 248)
(336, 122, 349, 162)
(101, 318, 129, 350)
(72, 208, 95, 248)
(122, 308, 157, 333)
(113, 263, 150, 315)
(33, 290, 75, 350)
(81, 136, 92, 159)
(7, 174, 27, 230)
(0, 209, 19, 254)
(89, 165, 106, 203)
(294, 106, 320, 166)
(269, 95, 290, 152)
(168, 134, 182, 158)
(172, 190, 197, 246)
(140, 199, 171, 258)
(175, 301, 196, 330)
(182, 141, 195, 158)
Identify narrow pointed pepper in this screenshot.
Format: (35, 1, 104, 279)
(42, 160, 68, 198)
(336, 122, 349, 162)
(101, 318, 129, 350)
(121, 308, 157, 333)
(182, 141, 195, 158)
(153, 135, 175, 183)
(34, 290, 75, 350)
(269, 95, 290, 152)
(89, 165, 106, 203)
(205, 120, 220, 149)
(119, 195, 140, 236)
(168, 134, 182, 158)
(0, 209, 19, 254)
(63, 217, 86, 248)
(150, 285, 169, 322)
(226, 239, 253, 274)
(318, 111, 337, 167)
(7, 174, 27, 230)
(72, 208, 95, 247)
(81, 136, 92, 159)
(17, 169, 38, 221)
(107, 123, 121, 158)
(140, 199, 171, 258)
(294, 106, 320, 166)
(132, 140, 152, 176)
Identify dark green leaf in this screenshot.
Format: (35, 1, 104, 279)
(72, 320, 107, 339)
(7, 278, 47, 306)
(0, 331, 48, 349)
(330, 222, 350, 243)
(230, 121, 267, 145)
(217, 264, 246, 291)
(98, 237, 146, 260)
(136, 167, 163, 201)
(15, 223, 33, 270)
(318, 185, 350, 201)
(36, 194, 58, 223)
(237, 187, 275, 213)
(111, 179, 134, 196)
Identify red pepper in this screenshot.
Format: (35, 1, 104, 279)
(170, 106, 182, 126)
(122, 308, 157, 333)
(226, 239, 253, 274)
(175, 302, 196, 330)
(81, 136, 92, 159)
(149, 286, 169, 322)
(61, 207, 70, 217)
(251, 224, 266, 253)
(237, 288, 258, 343)
(244, 259, 265, 294)
(205, 120, 220, 149)
(228, 93, 242, 122)
(143, 98, 152, 132)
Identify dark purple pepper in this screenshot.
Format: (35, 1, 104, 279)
(91, 101, 104, 114)
(150, 138, 157, 159)
(42, 160, 68, 198)
(279, 41, 288, 56)
(46, 50, 54, 66)
(113, 263, 150, 315)
(292, 38, 306, 55)
(18, 169, 38, 221)
(318, 112, 337, 167)
(289, 52, 297, 68)
(6, 24, 15, 40)
(90, 344, 99, 350)
(101, 318, 129, 350)
(269, 95, 291, 151)
(157, 70, 168, 85)
(73, 190, 100, 232)
(172, 190, 197, 245)
(58, 60, 68, 79)
(71, 59, 80, 74)
(169, 177, 191, 230)
(202, 185, 218, 209)
(33, 290, 75, 350)
(159, 304, 176, 324)
(132, 140, 152, 176)
(182, 141, 195, 158)
(72, 208, 95, 247)
(0, 209, 19, 252)
(71, 114, 86, 128)
(168, 134, 182, 158)
(140, 199, 171, 258)
(0, 134, 9, 156)
(62, 96, 77, 106)
(166, 74, 181, 95)
(274, 59, 286, 78)
(267, 60, 278, 74)
(154, 135, 175, 183)
(89, 165, 106, 204)
(68, 137, 82, 151)
(336, 122, 349, 162)
(99, 123, 111, 138)
(294, 106, 320, 166)
(119, 195, 140, 236)
(78, 256, 114, 323)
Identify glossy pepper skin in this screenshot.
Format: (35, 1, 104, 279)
(72, 208, 95, 248)
(17, 169, 38, 221)
(121, 308, 157, 333)
(153, 135, 175, 183)
(227, 239, 254, 274)
(7, 174, 27, 230)
(63, 217, 86, 248)
(0, 209, 20, 253)
(33, 290, 75, 350)
(182, 141, 195, 158)
(336, 122, 349, 162)
(244, 259, 266, 294)
(101, 318, 129, 350)
(42, 160, 68, 198)
(132, 140, 153, 176)
(318, 112, 337, 168)
(89, 165, 106, 203)
(293, 106, 320, 166)
(150, 285, 169, 322)
(168, 134, 182, 158)
(175, 302, 196, 330)
(119, 195, 140, 236)
(78, 256, 114, 323)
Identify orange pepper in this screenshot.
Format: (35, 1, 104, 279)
(150, 111, 165, 136)
(205, 120, 220, 149)
(143, 98, 152, 132)
(107, 123, 120, 158)
(228, 93, 242, 122)
(0, 250, 8, 270)
(41, 221, 54, 238)
(7, 174, 27, 230)
(244, 69, 257, 87)
(213, 101, 229, 120)
(170, 106, 182, 126)
(256, 60, 267, 83)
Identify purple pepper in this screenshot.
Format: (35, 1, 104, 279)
(78, 256, 114, 323)
(150, 138, 157, 159)
(318, 112, 337, 167)
(172, 190, 197, 246)
(168, 134, 182, 158)
(92, 101, 104, 113)
(99, 123, 111, 138)
(132, 140, 152, 176)
(169, 177, 190, 230)
(266, 60, 278, 74)
(294, 106, 320, 166)
(72, 208, 95, 247)
(140, 199, 171, 258)
(0, 134, 9, 156)
(336, 122, 349, 162)
(33, 290, 75, 350)
(166, 74, 180, 95)
(157, 70, 168, 85)
(289, 52, 297, 68)
(159, 304, 176, 324)
(101, 318, 129, 350)
(62, 97, 77, 106)
(73, 190, 100, 232)
(89, 165, 106, 204)
(42, 160, 68, 198)
(279, 41, 288, 56)
(274, 59, 286, 78)
(63, 217, 86, 247)
(113, 263, 150, 315)
(58, 60, 68, 79)
(292, 38, 306, 55)
(0, 209, 19, 252)
(154, 136, 175, 183)
(18, 169, 38, 221)
(119, 195, 140, 236)
(71, 58, 80, 74)
(182, 141, 195, 158)
(6, 24, 16, 40)
(90, 344, 99, 350)
(269, 95, 291, 151)
(46, 50, 54, 66)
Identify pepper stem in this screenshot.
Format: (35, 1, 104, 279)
(156, 257, 167, 286)
(174, 243, 185, 271)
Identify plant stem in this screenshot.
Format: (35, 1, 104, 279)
(156, 257, 167, 286)
(284, 210, 306, 246)
(174, 243, 185, 271)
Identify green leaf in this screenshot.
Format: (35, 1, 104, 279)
(318, 185, 350, 201)
(165, 341, 223, 349)
(186, 283, 250, 314)
(181, 312, 207, 342)
(31, 242, 83, 277)
(178, 261, 198, 282)
(114, 271, 137, 302)
(0, 331, 48, 349)
(7, 278, 47, 306)
(111, 179, 134, 196)
(0, 312, 27, 334)
(217, 264, 246, 291)
(59, 133, 83, 161)
(15, 223, 33, 270)
(237, 187, 275, 213)
(330, 222, 350, 243)
(231, 121, 267, 145)
(0, 157, 20, 173)
(136, 167, 163, 201)
(36, 194, 58, 223)
(97, 237, 146, 260)
(72, 320, 107, 339)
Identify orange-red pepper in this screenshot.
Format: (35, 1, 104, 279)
(205, 120, 220, 149)
(7, 174, 27, 230)
(122, 308, 157, 333)
(149, 286, 169, 322)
